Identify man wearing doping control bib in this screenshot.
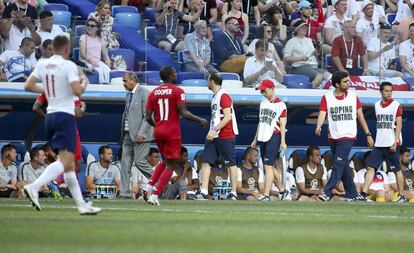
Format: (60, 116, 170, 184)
(355, 82, 406, 203)
(315, 71, 374, 201)
(251, 79, 289, 201)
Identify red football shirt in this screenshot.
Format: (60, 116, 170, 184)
(273, 97, 287, 134)
(217, 93, 236, 139)
(146, 83, 186, 140)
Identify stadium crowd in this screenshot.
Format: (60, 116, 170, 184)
(1, 0, 414, 87)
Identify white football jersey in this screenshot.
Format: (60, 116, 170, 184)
(31, 55, 80, 115)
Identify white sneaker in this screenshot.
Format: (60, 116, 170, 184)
(147, 194, 160, 206)
(78, 205, 102, 215)
(143, 184, 153, 202)
(23, 184, 41, 211)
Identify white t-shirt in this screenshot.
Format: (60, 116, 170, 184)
(283, 36, 317, 68)
(399, 39, 414, 70)
(243, 56, 280, 87)
(367, 38, 396, 70)
(356, 168, 389, 191)
(295, 165, 328, 184)
(37, 25, 65, 44)
(324, 14, 352, 42)
(31, 55, 79, 115)
(86, 161, 121, 185)
(0, 50, 37, 81)
(395, 0, 412, 23)
(4, 25, 32, 51)
(355, 17, 380, 46)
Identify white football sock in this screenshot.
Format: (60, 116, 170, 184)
(32, 161, 64, 191)
(64, 171, 86, 207)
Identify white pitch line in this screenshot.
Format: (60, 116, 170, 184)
(1, 203, 414, 220)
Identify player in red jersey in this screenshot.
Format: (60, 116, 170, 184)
(144, 66, 208, 205)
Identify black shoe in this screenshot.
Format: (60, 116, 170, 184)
(194, 191, 209, 200)
(318, 193, 331, 202)
(279, 190, 289, 201)
(226, 192, 238, 200)
(354, 192, 368, 201)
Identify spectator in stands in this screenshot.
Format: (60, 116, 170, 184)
(120, 71, 154, 198)
(86, 145, 121, 196)
(397, 3, 414, 42)
(0, 9, 41, 50)
(1, 0, 38, 20)
(293, 1, 322, 46)
(88, 0, 120, 48)
(18, 147, 48, 197)
(247, 24, 285, 74)
(179, 0, 214, 41)
(197, 0, 218, 25)
(155, 0, 202, 52)
(39, 39, 53, 60)
(116, 0, 154, 9)
(284, 20, 331, 88)
(37, 11, 65, 44)
(243, 40, 284, 88)
(236, 147, 266, 201)
(221, 0, 249, 44)
(381, 0, 398, 14)
(222, 0, 260, 27)
(0, 144, 18, 198)
(79, 17, 112, 84)
(367, 24, 402, 77)
(0, 37, 37, 82)
(356, 1, 380, 46)
(324, 0, 351, 51)
(295, 146, 328, 201)
(214, 17, 247, 75)
(332, 20, 369, 76)
(261, 5, 287, 57)
(399, 23, 414, 77)
(130, 147, 159, 199)
(183, 20, 218, 74)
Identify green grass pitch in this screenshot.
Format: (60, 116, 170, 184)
(1, 198, 413, 253)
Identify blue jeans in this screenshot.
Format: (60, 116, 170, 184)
(324, 140, 357, 199)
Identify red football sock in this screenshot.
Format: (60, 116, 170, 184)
(148, 161, 166, 186)
(153, 168, 173, 195)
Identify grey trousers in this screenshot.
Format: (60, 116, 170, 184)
(119, 132, 152, 197)
(161, 179, 187, 199)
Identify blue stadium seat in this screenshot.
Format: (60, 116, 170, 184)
(145, 26, 157, 45)
(181, 79, 207, 87)
(403, 77, 414, 91)
(144, 7, 156, 24)
(112, 5, 138, 17)
(51, 10, 72, 29)
(177, 72, 204, 83)
(386, 13, 396, 25)
(47, 0, 95, 20)
(220, 72, 240, 80)
(137, 71, 162, 85)
(287, 81, 312, 89)
(235, 148, 246, 167)
(110, 71, 127, 79)
(324, 54, 333, 72)
(86, 71, 100, 84)
(43, 3, 69, 11)
(108, 48, 136, 71)
(114, 13, 141, 31)
(284, 74, 311, 88)
(75, 25, 86, 37)
(108, 144, 122, 161)
(288, 149, 307, 171)
(8, 142, 27, 166)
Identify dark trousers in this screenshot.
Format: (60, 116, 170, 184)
(324, 140, 357, 199)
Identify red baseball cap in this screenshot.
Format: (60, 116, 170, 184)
(255, 79, 275, 91)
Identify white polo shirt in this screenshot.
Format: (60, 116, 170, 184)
(37, 25, 65, 44)
(4, 25, 32, 51)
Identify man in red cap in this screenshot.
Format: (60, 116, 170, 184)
(251, 79, 289, 201)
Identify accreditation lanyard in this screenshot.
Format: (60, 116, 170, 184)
(195, 38, 206, 58)
(165, 14, 175, 34)
(224, 32, 241, 54)
(343, 35, 354, 59)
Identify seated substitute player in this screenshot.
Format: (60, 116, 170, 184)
(18, 147, 48, 197)
(85, 145, 121, 196)
(295, 146, 328, 201)
(356, 82, 406, 202)
(23, 35, 101, 214)
(207, 161, 230, 199)
(0, 144, 18, 198)
(236, 147, 266, 201)
(399, 147, 414, 202)
(251, 79, 289, 201)
(144, 65, 208, 205)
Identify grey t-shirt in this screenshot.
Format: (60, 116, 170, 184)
(155, 10, 184, 38)
(0, 161, 17, 185)
(86, 161, 121, 185)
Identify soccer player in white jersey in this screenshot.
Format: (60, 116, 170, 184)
(23, 35, 101, 214)
(251, 79, 289, 201)
(356, 82, 406, 202)
(315, 71, 374, 201)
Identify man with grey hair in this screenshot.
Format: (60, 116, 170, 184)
(119, 71, 154, 198)
(183, 20, 218, 74)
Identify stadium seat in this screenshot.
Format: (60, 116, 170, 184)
(235, 148, 246, 167)
(177, 72, 204, 83)
(112, 5, 138, 17)
(137, 71, 162, 85)
(43, 3, 69, 11)
(181, 79, 207, 87)
(110, 70, 128, 79)
(324, 54, 333, 72)
(220, 72, 240, 80)
(108, 144, 122, 161)
(321, 150, 333, 171)
(8, 142, 27, 166)
(386, 13, 396, 25)
(283, 74, 310, 88)
(144, 26, 157, 45)
(144, 7, 156, 24)
(50, 11, 72, 29)
(78, 145, 96, 192)
(288, 150, 307, 171)
(114, 13, 141, 31)
(75, 25, 86, 37)
(108, 48, 136, 71)
(403, 76, 414, 91)
(287, 81, 312, 89)
(222, 80, 243, 89)
(193, 149, 204, 170)
(349, 151, 366, 172)
(87, 71, 100, 84)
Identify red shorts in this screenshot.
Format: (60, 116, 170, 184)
(74, 129, 82, 161)
(155, 139, 181, 159)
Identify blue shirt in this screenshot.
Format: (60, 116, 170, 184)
(214, 31, 244, 66)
